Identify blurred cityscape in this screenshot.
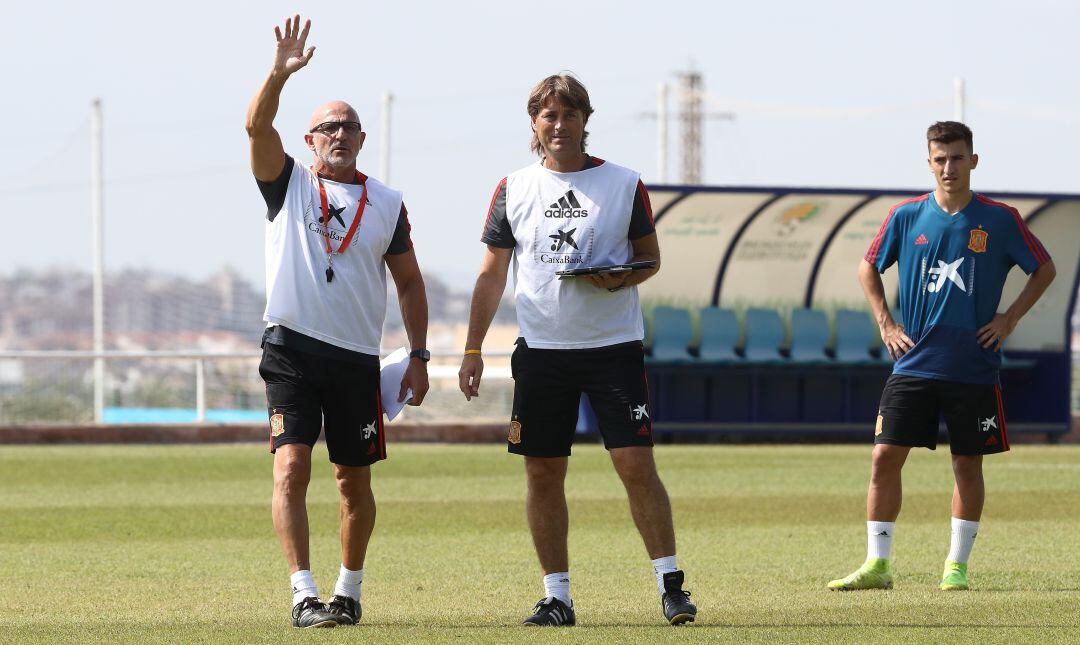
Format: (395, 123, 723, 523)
(0, 266, 516, 351)
(0, 268, 520, 424)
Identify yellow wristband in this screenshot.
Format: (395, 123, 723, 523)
(464, 349, 482, 356)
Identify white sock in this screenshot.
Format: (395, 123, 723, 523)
(543, 572, 571, 606)
(333, 565, 364, 601)
(652, 555, 678, 595)
(867, 521, 895, 561)
(290, 569, 318, 606)
(947, 517, 980, 564)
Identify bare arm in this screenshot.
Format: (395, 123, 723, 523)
(245, 15, 315, 182)
(584, 233, 661, 291)
(386, 249, 429, 405)
(977, 260, 1056, 350)
(458, 245, 513, 400)
(858, 258, 914, 360)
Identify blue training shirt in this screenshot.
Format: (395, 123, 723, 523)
(866, 192, 1050, 384)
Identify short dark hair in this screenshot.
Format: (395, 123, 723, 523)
(927, 121, 973, 151)
(527, 74, 594, 156)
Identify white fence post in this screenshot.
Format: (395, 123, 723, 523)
(195, 358, 206, 423)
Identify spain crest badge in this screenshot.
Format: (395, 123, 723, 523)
(270, 413, 285, 437)
(968, 227, 988, 253)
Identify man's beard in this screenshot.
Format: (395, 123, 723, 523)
(315, 147, 356, 169)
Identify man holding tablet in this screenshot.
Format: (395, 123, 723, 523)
(458, 73, 697, 627)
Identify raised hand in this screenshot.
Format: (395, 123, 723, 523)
(272, 14, 315, 76)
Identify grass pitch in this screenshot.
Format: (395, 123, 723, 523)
(1, 442, 1078, 643)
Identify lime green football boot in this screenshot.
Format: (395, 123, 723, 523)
(827, 558, 894, 591)
(939, 561, 969, 591)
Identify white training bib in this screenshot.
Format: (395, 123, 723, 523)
(264, 163, 403, 354)
(505, 160, 644, 349)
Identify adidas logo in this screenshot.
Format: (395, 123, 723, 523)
(915, 233, 929, 246)
(985, 435, 998, 446)
(637, 424, 650, 437)
(545, 190, 589, 218)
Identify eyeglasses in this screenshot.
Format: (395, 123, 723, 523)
(309, 121, 362, 136)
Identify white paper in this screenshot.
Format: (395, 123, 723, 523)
(379, 347, 414, 422)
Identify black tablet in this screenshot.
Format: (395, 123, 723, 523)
(555, 260, 658, 278)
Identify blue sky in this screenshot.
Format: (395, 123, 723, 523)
(2, 0, 1077, 288)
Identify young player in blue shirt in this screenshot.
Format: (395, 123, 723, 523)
(829, 121, 1056, 592)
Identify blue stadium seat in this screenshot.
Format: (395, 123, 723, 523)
(834, 309, 877, 363)
(743, 308, 785, 362)
(698, 307, 740, 362)
(650, 306, 693, 361)
(789, 309, 830, 362)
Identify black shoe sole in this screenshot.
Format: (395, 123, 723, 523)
(668, 612, 696, 626)
(296, 621, 336, 629)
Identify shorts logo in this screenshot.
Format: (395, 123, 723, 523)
(875, 414, 884, 436)
(979, 415, 997, 433)
(632, 404, 650, 420)
(270, 413, 285, 437)
(637, 424, 650, 437)
(508, 419, 522, 444)
(985, 435, 998, 446)
(968, 227, 988, 253)
(362, 421, 378, 439)
(367, 443, 377, 455)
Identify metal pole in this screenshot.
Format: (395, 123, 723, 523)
(953, 77, 965, 122)
(91, 99, 105, 424)
(195, 358, 206, 422)
(657, 83, 668, 183)
(380, 91, 393, 183)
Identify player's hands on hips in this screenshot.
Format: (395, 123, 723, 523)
(401, 358, 428, 406)
(458, 354, 484, 401)
(977, 313, 1017, 351)
(585, 271, 629, 291)
(880, 320, 915, 360)
(272, 14, 315, 76)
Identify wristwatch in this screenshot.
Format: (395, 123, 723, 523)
(409, 348, 431, 362)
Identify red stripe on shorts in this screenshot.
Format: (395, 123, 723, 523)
(994, 384, 1010, 451)
(376, 389, 386, 459)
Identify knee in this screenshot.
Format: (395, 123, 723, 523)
(870, 451, 904, 482)
(274, 457, 310, 495)
(952, 456, 983, 483)
(525, 458, 566, 487)
(611, 449, 658, 489)
(615, 461, 658, 490)
(334, 466, 372, 502)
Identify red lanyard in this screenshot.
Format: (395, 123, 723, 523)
(314, 168, 368, 253)
(313, 168, 368, 282)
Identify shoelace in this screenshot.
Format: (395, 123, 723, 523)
(329, 597, 356, 615)
(532, 598, 554, 612)
(532, 598, 568, 623)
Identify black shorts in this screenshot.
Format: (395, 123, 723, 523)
(259, 342, 386, 467)
(508, 341, 654, 457)
(875, 374, 1010, 455)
